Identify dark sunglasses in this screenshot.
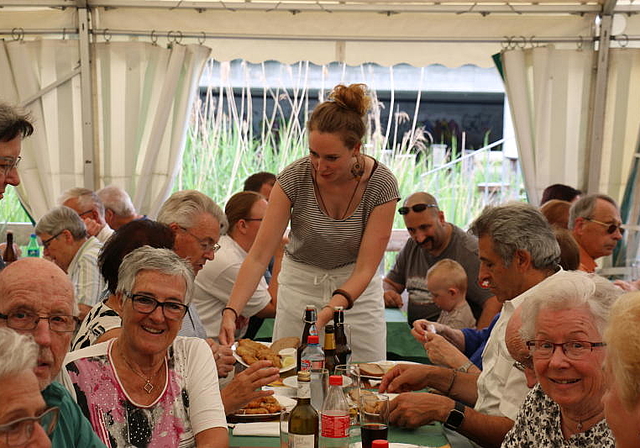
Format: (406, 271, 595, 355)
(584, 217, 625, 235)
(398, 203, 438, 215)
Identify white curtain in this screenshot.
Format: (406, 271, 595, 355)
(0, 39, 84, 220)
(0, 40, 210, 220)
(95, 42, 211, 217)
(499, 46, 640, 205)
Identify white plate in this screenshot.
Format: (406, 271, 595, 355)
(232, 395, 296, 419)
(232, 341, 296, 373)
(282, 374, 353, 389)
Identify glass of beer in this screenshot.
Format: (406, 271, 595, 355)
(359, 393, 389, 448)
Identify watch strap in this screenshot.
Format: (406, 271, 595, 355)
(456, 361, 474, 372)
(444, 401, 466, 430)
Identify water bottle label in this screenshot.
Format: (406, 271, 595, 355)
(321, 413, 350, 438)
(311, 360, 324, 369)
(289, 433, 315, 448)
(301, 359, 312, 371)
(27, 249, 40, 257)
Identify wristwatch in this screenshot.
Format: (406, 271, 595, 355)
(444, 401, 466, 430)
(456, 361, 474, 372)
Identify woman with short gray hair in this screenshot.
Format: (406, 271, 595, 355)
(63, 246, 227, 447)
(0, 328, 57, 447)
(502, 270, 620, 447)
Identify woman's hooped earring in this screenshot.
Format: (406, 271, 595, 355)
(351, 155, 365, 179)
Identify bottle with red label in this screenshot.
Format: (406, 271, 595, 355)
(300, 335, 324, 371)
(320, 375, 350, 448)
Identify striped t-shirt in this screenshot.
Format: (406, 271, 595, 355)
(278, 156, 399, 270)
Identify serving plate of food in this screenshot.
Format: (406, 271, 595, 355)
(232, 338, 298, 373)
(230, 395, 296, 422)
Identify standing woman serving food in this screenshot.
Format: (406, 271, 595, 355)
(219, 83, 399, 362)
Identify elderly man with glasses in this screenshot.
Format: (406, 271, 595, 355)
(0, 258, 105, 447)
(157, 190, 227, 340)
(59, 187, 115, 244)
(383, 192, 500, 328)
(568, 193, 624, 273)
(35, 206, 105, 320)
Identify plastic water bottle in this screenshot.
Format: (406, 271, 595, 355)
(26, 233, 40, 257)
(320, 375, 350, 448)
(300, 335, 324, 371)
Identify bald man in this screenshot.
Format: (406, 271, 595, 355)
(384, 192, 500, 328)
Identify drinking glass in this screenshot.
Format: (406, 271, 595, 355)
(310, 368, 329, 411)
(280, 409, 291, 448)
(334, 364, 361, 426)
(359, 394, 389, 448)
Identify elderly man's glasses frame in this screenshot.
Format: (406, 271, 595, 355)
(398, 203, 438, 215)
(526, 340, 606, 360)
(124, 292, 189, 320)
(178, 226, 221, 253)
(0, 406, 59, 447)
(583, 217, 625, 235)
(0, 156, 21, 177)
(41, 231, 64, 249)
(0, 311, 79, 333)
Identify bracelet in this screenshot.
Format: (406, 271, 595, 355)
(222, 307, 238, 320)
(445, 369, 458, 395)
(332, 289, 354, 310)
(322, 304, 336, 313)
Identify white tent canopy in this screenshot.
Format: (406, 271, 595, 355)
(0, 0, 639, 234)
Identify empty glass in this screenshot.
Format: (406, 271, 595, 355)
(310, 368, 329, 411)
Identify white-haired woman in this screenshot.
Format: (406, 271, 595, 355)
(0, 328, 57, 448)
(63, 246, 227, 447)
(602, 291, 640, 448)
(502, 270, 620, 447)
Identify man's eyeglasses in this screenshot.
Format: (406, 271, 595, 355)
(0, 311, 79, 333)
(41, 231, 63, 249)
(0, 406, 59, 447)
(178, 226, 221, 253)
(124, 292, 189, 320)
(526, 340, 606, 360)
(78, 210, 93, 217)
(0, 156, 21, 177)
(398, 203, 438, 215)
(584, 217, 625, 235)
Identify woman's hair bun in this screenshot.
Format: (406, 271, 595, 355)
(329, 84, 371, 117)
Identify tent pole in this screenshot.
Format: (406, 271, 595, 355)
(586, 0, 616, 194)
(78, 4, 96, 190)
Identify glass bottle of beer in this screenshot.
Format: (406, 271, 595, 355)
(2, 231, 17, 265)
(333, 307, 351, 365)
(288, 370, 319, 448)
(297, 305, 318, 373)
(323, 324, 340, 375)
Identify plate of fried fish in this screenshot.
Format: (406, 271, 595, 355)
(232, 338, 297, 373)
(231, 395, 296, 421)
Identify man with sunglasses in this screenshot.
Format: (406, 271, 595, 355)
(35, 206, 105, 321)
(384, 192, 500, 328)
(59, 187, 114, 244)
(568, 193, 624, 273)
(0, 258, 105, 447)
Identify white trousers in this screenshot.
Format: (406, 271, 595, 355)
(273, 255, 386, 362)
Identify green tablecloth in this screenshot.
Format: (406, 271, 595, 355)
(230, 423, 450, 447)
(255, 308, 428, 363)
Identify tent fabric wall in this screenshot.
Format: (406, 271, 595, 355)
(93, 7, 597, 68)
(0, 39, 210, 220)
(499, 46, 595, 205)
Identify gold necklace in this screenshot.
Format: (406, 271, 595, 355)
(119, 344, 164, 394)
(312, 169, 362, 220)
